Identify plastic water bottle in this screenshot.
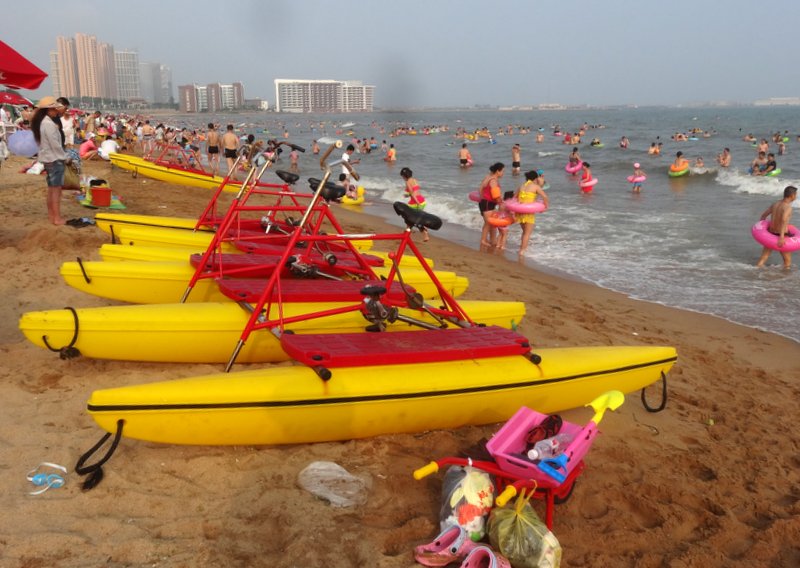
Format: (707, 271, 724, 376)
(526, 433, 573, 461)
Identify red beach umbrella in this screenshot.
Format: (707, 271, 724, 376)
(0, 41, 48, 90)
(0, 90, 33, 106)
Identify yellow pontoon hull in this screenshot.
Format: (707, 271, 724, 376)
(87, 346, 678, 445)
(106, 223, 374, 253)
(97, 243, 428, 269)
(59, 261, 468, 303)
(109, 153, 234, 191)
(19, 300, 524, 363)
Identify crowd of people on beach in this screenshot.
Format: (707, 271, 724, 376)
(3, 98, 795, 268)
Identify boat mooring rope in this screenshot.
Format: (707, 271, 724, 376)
(42, 306, 81, 359)
(641, 371, 668, 412)
(75, 419, 124, 491)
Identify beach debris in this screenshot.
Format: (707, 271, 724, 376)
(297, 461, 371, 507)
(27, 462, 67, 495)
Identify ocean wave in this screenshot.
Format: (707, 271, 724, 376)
(715, 169, 798, 197)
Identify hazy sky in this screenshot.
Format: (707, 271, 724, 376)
(6, 0, 800, 108)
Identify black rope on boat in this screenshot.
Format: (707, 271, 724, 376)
(641, 371, 668, 413)
(76, 257, 91, 284)
(75, 419, 124, 491)
(41, 306, 81, 359)
(110, 224, 118, 244)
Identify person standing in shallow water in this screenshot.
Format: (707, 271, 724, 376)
(515, 170, 549, 258)
(756, 186, 797, 269)
(477, 162, 505, 250)
(511, 143, 521, 175)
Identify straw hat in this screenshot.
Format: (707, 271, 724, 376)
(36, 96, 63, 109)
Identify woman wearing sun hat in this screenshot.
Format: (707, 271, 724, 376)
(30, 96, 67, 225)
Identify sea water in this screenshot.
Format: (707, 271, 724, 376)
(180, 107, 800, 343)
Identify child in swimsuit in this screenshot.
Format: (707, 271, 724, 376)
(400, 167, 429, 242)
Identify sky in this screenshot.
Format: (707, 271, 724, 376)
(6, 0, 800, 109)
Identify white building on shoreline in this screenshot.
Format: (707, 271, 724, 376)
(274, 79, 375, 113)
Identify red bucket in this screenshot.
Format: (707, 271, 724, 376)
(91, 186, 111, 207)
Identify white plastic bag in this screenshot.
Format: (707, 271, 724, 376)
(297, 461, 371, 508)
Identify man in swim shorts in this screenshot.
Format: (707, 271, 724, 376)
(206, 123, 220, 176)
(222, 124, 239, 175)
(756, 186, 797, 269)
(511, 143, 521, 174)
(458, 143, 472, 167)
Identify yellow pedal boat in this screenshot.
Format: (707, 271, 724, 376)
(86, 344, 677, 445)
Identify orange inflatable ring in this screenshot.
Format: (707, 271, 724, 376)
(486, 210, 514, 227)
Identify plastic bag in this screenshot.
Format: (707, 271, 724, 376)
(63, 162, 81, 189)
(297, 461, 371, 508)
(488, 489, 561, 568)
(439, 465, 495, 541)
(0, 140, 9, 161)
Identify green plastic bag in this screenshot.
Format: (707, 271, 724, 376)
(488, 489, 561, 568)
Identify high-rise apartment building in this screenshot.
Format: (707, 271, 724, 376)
(53, 34, 170, 106)
(54, 36, 79, 99)
(206, 82, 245, 112)
(114, 50, 140, 101)
(179, 82, 245, 113)
(140, 62, 174, 105)
(97, 42, 117, 99)
(74, 33, 99, 99)
(274, 79, 375, 113)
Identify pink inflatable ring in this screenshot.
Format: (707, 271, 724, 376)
(579, 177, 598, 193)
(504, 197, 547, 214)
(565, 161, 583, 174)
(751, 220, 800, 252)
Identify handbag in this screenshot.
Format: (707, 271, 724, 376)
(63, 161, 81, 189)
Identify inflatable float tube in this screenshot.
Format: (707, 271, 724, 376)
(748, 168, 782, 177)
(627, 175, 647, 183)
(504, 197, 547, 214)
(688, 137, 699, 141)
(468, 190, 482, 202)
(565, 161, 583, 174)
(579, 177, 598, 192)
(751, 220, 800, 252)
(590, 143, 604, 148)
(668, 165, 690, 177)
(486, 210, 515, 227)
(340, 186, 365, 206)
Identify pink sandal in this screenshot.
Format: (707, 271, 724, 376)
(458, 545, 512, 568)
(414, 525, 480, 567)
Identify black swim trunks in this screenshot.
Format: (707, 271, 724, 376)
(512, 161, 521, 168)
(207, 145, 219, 154)
(478, 199, 497, 213)
(460, 159, 468, 166)
(224, 148, 237, 159)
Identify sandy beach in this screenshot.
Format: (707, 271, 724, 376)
(1, 153, 799, 567)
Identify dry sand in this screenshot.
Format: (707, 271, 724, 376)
(0, 154, 799, 567)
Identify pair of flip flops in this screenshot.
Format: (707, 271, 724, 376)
(525, 414, 563, 447)
(414, 526, 511, 567)
(66, 217, 95, 228)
